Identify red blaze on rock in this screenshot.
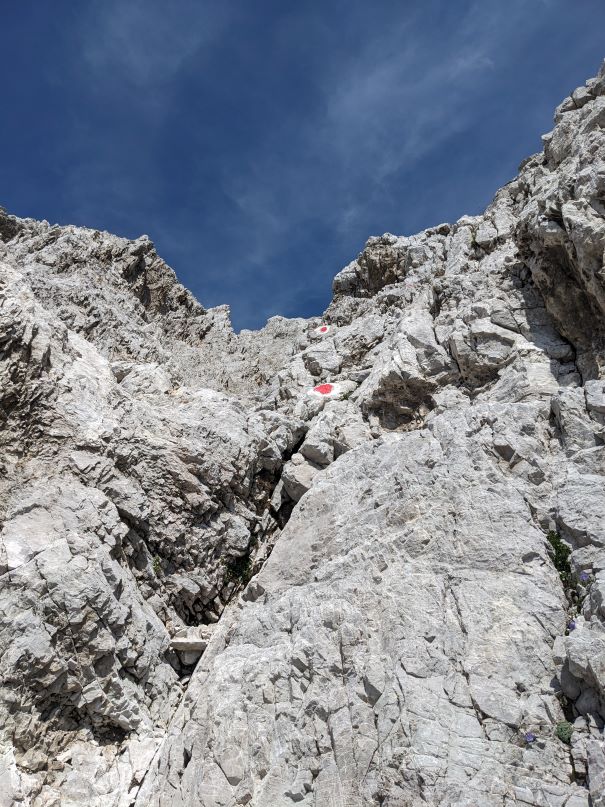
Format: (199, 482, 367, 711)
(314, 383, 333, 395)
(320, 325, 328, 332)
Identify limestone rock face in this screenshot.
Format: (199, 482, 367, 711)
(1, 61, 605, 807)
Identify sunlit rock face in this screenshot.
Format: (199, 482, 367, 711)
(1, 60, 605, 807)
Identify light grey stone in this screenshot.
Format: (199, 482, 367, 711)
(1, 57, 605, 807)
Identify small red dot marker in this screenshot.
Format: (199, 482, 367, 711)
(314, 383, 333, 395)
(320, 325, 328, 333)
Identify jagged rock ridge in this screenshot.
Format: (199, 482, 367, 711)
(1, 60, 605, 807)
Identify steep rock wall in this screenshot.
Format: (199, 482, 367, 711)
(0, 61, 605, 807)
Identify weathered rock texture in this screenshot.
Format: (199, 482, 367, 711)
(1, 61, 605, 807)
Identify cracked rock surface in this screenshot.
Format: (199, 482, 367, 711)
(1, 60, 605, 806)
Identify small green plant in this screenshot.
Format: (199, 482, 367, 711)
(223, 554, 252, 586)
(547, 531, 572, 586)
(152, 555, 162, 576)
(555, 720, 574, 745)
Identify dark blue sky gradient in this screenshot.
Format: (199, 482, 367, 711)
(1, 1, 604, 329)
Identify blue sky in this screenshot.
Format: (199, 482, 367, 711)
(1, 1, 604, 330)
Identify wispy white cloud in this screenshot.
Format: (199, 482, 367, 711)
(80, 0, 231, 85)
(322, 44, 494, 181)
(55, 1, 233, 226)
(213, 4, 503, 249)
(209, 0, 552, 251)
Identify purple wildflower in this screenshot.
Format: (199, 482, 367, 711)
(524, 732, 536, 744)
(568, 620, 576, 631)
(579, 571, 591, 583)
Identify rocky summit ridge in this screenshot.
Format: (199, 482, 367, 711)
(1, 60, 605, 807)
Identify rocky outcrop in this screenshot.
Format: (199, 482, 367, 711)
(1, 61, 605, 806)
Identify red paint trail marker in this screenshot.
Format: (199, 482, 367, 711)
(320, 325, 328, 333)
(307, 380, 354, 400)
(314, 324, 332, 336)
